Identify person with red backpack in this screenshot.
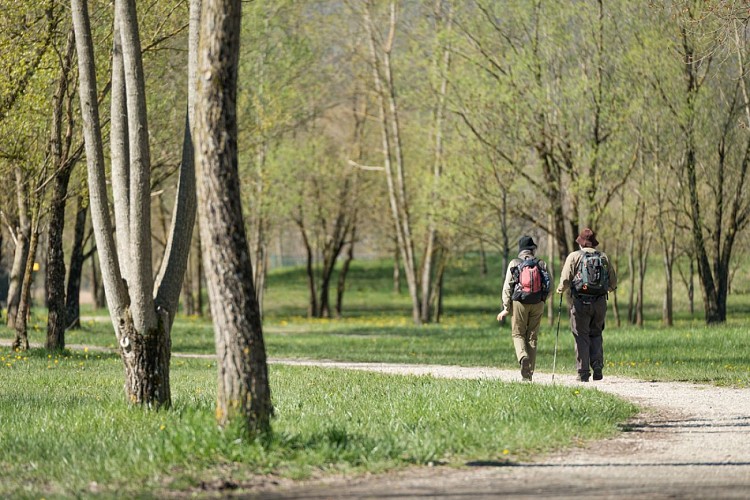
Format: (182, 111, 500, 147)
(556, 228, 618, 382)
(497, 236, 551, 382)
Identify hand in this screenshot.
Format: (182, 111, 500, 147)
(556, 287, 563, 294)
(497, 310, 509, 322)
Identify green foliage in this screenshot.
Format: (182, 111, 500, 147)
(0, 351, 635, 497)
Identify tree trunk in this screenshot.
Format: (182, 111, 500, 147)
(335, 225, 356, 318)
(46, 27, 76, 350)
(13, 227, 39, 351)
(392, 242, 401, 294)
(546, 217, 555, 325)
(181, 254, 195, 316)
(662, 248, 674, 327)
(196, 225, 204, 316)
(72, 0, 198, 408)
(364, 1, 421, 325)
(297, 218, 318, 317)
(478, 241, 487, 278)
(7, 168, 31, 329)
(65, 197, 88, 329)
(196, 0, 272, 434)
(627, 206, 637, 324)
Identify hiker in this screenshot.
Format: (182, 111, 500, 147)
(556, 228, 617, 382)
(497, 236, 551, 382)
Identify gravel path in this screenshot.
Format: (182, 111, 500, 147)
(258, 360, 750, 499)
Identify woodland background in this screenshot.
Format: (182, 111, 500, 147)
(2, 0, 750, 336)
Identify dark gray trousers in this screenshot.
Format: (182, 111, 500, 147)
(569, 295, 607, 374)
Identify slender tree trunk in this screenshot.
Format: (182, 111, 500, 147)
(196, 224, 204, 316)
(0, 230, 3, 323)
(662, 248, 674, 327)
(392, 242, 401, 294)
(65, 197, 88, 329)
(297, 219, 318, 317)
(7, 168, 31, 329)
(13, 227, 40, 350)
(611, 238, 621, 327)
(627, 203, 637, 324)
(196, 0, 272, 434)
(547, 217, 555, 325)
(336, 226, 356, 318)
(46, 28, 76, 350)
(181, 255, 195, 316)
(364, 0, 421, 324)
(420, 1, 451, 324)
(478, 241, 487, 278)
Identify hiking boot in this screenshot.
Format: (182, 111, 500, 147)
(593, 369, 603, 381)
(520, 357, 532, 381)
(577, 371, 590, 382)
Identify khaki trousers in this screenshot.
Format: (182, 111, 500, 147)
(510, 301, 545, 374)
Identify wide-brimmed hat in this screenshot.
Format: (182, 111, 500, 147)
(518, 235, 537, 252)
(575, 228, 599, 248)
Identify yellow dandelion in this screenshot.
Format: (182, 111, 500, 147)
(502, 449, 510, 455)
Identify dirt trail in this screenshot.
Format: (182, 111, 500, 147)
(258, 360, 750, 499)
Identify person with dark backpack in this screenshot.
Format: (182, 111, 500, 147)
(556, 228, 617, 382)
(497, 236, 551, 382)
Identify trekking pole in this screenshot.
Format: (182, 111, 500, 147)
(552, 292, 563, 383)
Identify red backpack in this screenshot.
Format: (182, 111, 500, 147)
(511, 258, 550, 304)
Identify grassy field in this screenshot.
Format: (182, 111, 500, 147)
(60, 255, 750, 386)
(1, 254, 748, 496)
(0, 349, 635, 497)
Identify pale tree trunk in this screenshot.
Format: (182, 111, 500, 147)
(13, 225, 40, 350)
(419, 0, 451, 324)
(71, 0, 198, 407)
(251, 25, 269, 316)
(6, 168, 31, 329)
(196, 0, 273, 434)
(181, 253, 196, 316)
(364, 0, 421, 325)
(392, 241, 401, 294)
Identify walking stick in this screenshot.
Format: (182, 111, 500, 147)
(552, 292, 563, 383)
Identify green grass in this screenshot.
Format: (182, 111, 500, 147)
(28, 256, 750, 387)
(0, 348, 636, 498)
(2, 254, 748, 496)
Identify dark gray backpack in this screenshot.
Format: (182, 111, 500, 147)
(573, 251, 609, 297)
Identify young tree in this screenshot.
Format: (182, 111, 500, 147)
(195, 0, 272, 434)
(71, 0, 196, 406)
